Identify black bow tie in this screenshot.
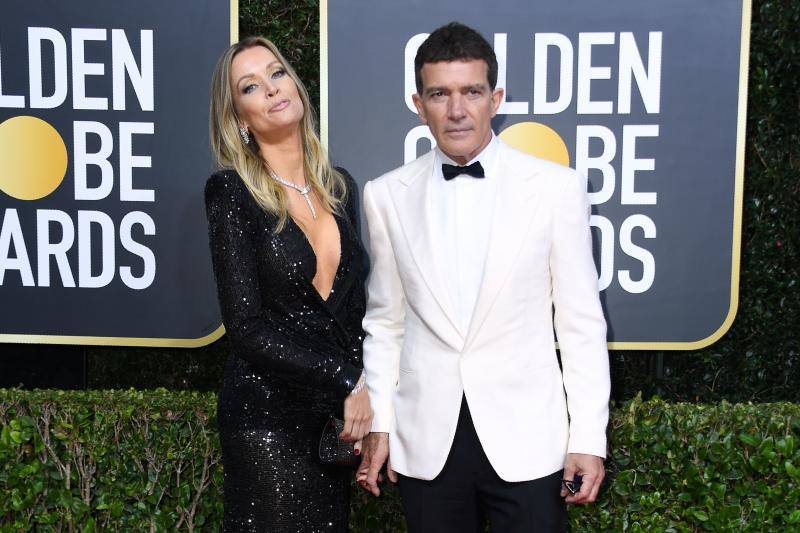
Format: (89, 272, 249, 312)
(442, 161, 485, 181)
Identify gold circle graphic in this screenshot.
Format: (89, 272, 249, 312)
(0, 116, 68, 200)
(499, 121, 570, 167)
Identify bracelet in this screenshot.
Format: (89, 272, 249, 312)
(350, 372, 366, 395)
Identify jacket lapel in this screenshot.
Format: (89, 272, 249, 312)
(387, 152, 465, 341)
(464, 147, 543, 350)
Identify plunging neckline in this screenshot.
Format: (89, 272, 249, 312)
(287, 212, 343, 303)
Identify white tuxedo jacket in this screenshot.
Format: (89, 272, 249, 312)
(362, 140, 610, 482)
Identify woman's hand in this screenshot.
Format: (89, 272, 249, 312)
(341, 384, 372, 442)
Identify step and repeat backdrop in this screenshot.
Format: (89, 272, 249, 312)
(322, 0, 750, 349)
(0, 1, 750, 349)
(0, 1, 235, 346)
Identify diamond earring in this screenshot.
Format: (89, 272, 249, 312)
(239, 125, 250, 145)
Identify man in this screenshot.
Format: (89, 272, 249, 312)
(357, 22, 610, 532)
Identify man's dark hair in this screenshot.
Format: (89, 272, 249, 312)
(414, 22, 498, 94)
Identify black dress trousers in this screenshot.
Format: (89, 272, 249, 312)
(397, 396, 567, 533)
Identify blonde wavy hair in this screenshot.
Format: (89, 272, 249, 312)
(209, 36, 346, 231)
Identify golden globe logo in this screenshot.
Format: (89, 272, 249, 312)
(0, 116, 67, 200)
(0, 27, 156, 290)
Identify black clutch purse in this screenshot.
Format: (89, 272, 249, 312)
(318, 417, 360, 468)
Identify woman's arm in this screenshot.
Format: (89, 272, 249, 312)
(205, 171, 361, 397)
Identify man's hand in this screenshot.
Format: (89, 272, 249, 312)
(356, 432, 396, 496)
(561, 453, 604, 504)
(341, 386, 372, 442)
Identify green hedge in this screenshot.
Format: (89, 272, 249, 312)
(2, 390, 798, 531)
(0, 390, 222, 531)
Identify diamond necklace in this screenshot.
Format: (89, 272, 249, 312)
(269, 171, 316, 220)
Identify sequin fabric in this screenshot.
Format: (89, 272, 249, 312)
(205, 168, 367, 532)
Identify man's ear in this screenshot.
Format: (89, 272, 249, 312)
(412, 93, 428, 124)
(490, 87, 504, 118)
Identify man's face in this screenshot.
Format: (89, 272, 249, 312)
(413, 59, 504, 165)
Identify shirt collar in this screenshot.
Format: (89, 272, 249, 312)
(435, 131, 499, 179)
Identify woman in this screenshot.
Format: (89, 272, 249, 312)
(205, 37, 371, 531)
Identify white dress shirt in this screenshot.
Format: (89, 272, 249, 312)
(431, 134, 500, 332)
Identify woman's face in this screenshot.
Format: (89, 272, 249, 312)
(230, 46, 304, 141)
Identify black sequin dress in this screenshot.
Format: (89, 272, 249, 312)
(204, 168, 367, 532)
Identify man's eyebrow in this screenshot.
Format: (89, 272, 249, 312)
(424, 86, 447, 96)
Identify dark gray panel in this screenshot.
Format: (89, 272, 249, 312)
(327, 0, 745, 344)
(0, 0, 228, 341)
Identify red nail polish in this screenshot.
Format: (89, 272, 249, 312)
(354, 449, 360, 456)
